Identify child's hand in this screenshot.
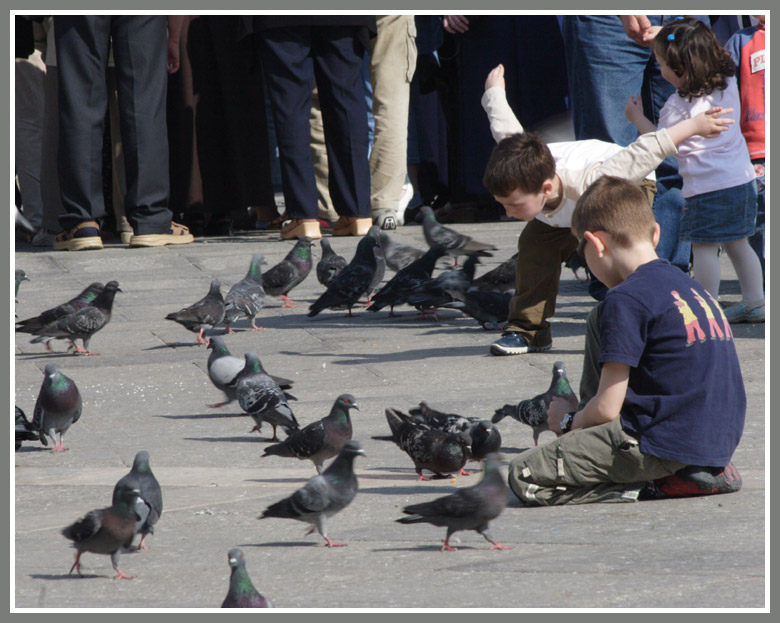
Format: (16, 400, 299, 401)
(695, 106, 736, 138)
(547, 395, 579, 435)
(485, 64, 505, 91)
(624, 95, 644, 122)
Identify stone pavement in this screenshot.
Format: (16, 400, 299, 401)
(13, 222, 765, 609)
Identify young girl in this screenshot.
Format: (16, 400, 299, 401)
(625, 17, 763, 324)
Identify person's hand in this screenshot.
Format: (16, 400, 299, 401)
(624, 95, 644, 123)
(620, 15, 661, 47)
(443, 15, 469, 34)
(167, 39, 180, 73)
(547, 395, 578, 435)
(485, 64, 505, 91)
(694, 106, 735, 138)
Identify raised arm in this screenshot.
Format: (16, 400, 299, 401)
(480, 64, 525, 143)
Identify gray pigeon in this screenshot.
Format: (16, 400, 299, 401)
(62, 479, 141, 579)
(224, 254, 267, 333)
(369, 245, 448, 316)
(377, 231, 425, 272)
(492, 360, 577, 445)
(408, 403, 502, 461)
(112, 451, 162, 550)
(16, 282, 103, 334)
(471, 252, 518, 292)
(206, 337, 294, 408)
(406, 255, 479, 316)
(28, 281, 121, 355)
(262, 236, 314, 308)
(258, 440, 366, 548)
(31, 363, 82, 452)
(15, 406, 40, 451)
(316, 238, 348, 287)
(439, 288, 511, 330)
(364, 226, 387, 301)
(420, 206, 497, 266)
(469, 420, 503, 461)
(262, 394, 358, 474)
(396, 453, 511, 551)
(165, 279, 225, 346)
(385, 408, 470, 481)
(236, 352, 299, 441)
(222, 549, 273, 608)
(308, 235, 378, 318)
(15, 269, 29, 299)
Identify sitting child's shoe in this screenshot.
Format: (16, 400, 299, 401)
(639, 462, 742, 500)
(724, 298, 765, 324)
(53, 221, 103, 251)
(129, 222, 194, 247)
(490, 332, 551, 356)
(332, 216, 372, 237)
(280, 218, 322, 240)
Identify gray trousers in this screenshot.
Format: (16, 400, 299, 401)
(508, 304, 686, 505)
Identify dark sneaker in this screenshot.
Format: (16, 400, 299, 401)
(640, 462, 742, 500)
(129, 222, 194, 247)
(53, 221, 103, 251)
(490, 332, 551, 356)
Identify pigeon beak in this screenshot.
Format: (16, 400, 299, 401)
(351, 404, 360, 411)
(356, 448, 367, 457)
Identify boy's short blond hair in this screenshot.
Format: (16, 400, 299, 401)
(571, 176, 656, 247)
(482, 132, 556, 196)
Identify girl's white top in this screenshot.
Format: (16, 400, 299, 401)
(658, 76, 755, 198)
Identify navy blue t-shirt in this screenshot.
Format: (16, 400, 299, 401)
(599, 259, 745, 466)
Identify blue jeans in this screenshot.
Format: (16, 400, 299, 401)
(748, 159, 765, 285)
(562, 15, 708, 272)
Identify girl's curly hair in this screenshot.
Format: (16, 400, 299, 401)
(654, 17, 736, 101)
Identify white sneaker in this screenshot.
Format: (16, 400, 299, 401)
(396, 182, 414, 226)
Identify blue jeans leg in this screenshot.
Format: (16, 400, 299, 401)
(748, 159, 765, 286)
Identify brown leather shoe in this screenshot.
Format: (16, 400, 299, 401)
(332, 216, 372, 237)
(280, 218, 322, 240)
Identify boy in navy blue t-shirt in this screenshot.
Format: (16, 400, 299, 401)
(508, 176, 745, 505)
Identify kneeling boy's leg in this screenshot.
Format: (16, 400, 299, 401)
(508, 417, 686, 506)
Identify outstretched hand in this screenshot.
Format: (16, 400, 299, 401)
(620, 15, 661, 47)
(695, 106, 735, 138)
(485, 64, 505, 91)
(624, 95, 644, 123)
(443, 15, 470, 34)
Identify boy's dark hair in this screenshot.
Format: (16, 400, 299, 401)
(482, 132, 556, 196)
(571, 176, 656, 248)
(654, 17, 736, 101)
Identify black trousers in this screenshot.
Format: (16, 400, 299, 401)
(258, 26, 370, 220)
(55, 16, 172, 234)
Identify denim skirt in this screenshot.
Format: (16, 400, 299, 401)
(679, 180, 757, 243)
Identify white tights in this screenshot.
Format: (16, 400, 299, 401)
(692, 238, 764, 303)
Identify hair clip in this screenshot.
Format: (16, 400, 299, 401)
(674, 16, 684, 21)
(667, 34, 675, 41)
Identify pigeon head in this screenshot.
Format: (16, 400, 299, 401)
(320, 238, 333, 252)
(420, 206, 436, 222)
(243, 352, 265, 374)
(356, 235, 379, 258)
(43, 363, 59, 378)
(208, 280, 222, 295)
(15, 269, 29, 282)
(476, 420, 493, 433)
(248, 254, 267, 278)
(227, 548, 247, 569)
(132, 450, 151, 472)
(335, 394, 359, 412)
(104, 280, 122, 293)
(340, 440, 366, 458)
(207, 336, 230, 355)
(292, 237, 314, 260)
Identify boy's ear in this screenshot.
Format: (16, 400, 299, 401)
(541, 178, 555, 197)
(652, 222, 661, 249)
(584, 230, 608, 257)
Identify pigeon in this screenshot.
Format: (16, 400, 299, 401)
(262, 394, 359, 474)
(308, 235, 379, 318)
(31, 363, 82, 451)
(564, 249, 590, 282)
(492, 360, 577, 446)
(258, 440, 366, 548)
(439, 288, 511, 330)
(377, 231, 426, 272)
(236, 352, 299, 441)
(471, 252, 518, 292)
(222, 549, 273, 608)
(469, 420, 503, 461)
(368, 245, 448, 316)
(396, 453, 512, 552)
(15, 406, 40, 451)
(316, 238, 348, 287)
(206, 337, 294, 408)
(406, 255, 479, 316)
(419, 205, 497, 266)
(112, 450, 162, 550)
(62, 479, 141, 579)
(27, 281, 121, 355)
(262, 236, 314, 308)
(15, 269, 29, 299)
(384, 408, 470, 481)
(16, 282, 103, 334)
(223, 254, 267, 333)
(363, 225, 387, 301)
(165, 279, 225, 346)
